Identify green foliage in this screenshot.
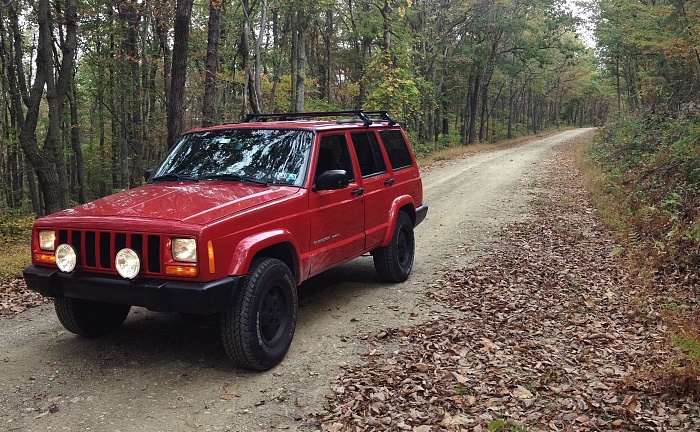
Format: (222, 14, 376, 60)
(487, 419, 526, 432)
(0, 210, 33, 282)
(672, 334, 700, 362)
(0, 209, 34, 244)
(594, 0, 700, 112)
(363, 53, 428, 116)
(591, 105, 700, 285)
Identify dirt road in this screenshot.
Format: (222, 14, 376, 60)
(0, 129, 594, 432)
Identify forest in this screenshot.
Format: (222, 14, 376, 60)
(0, 0, 607, 216)
(0, 0, 698, 239)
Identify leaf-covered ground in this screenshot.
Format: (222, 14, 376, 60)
(307, 142, 700, 431)
(0, 277, 48, 316)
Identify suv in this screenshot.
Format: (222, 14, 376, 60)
(24, 110, 427, 370)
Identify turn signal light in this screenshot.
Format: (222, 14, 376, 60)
(34, 253, 56, 265)
(165, 265, 199, 278)
(207, 241, 215, 274)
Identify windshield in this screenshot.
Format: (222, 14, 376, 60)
(151, 129, 313, 186)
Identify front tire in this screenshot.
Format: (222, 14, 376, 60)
(373, 211, 415, 282)
(54, 297, 131, 338)
(220, 258, 298, 370)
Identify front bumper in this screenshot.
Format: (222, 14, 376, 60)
(23, 266, 243, 314)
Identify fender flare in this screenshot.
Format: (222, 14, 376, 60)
(380, 196, 416, 247)
(227, 229, 301, 280)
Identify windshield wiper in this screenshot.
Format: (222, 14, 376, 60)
(200, 174, 269, 186)
(149, 173, 199, 183)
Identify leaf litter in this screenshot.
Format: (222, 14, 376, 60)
(0, 278, 49, 317)
(307, 141, 700, 431)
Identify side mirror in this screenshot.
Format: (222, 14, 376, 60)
(314, 170, 349, 191)
(144, 168, 155, 183)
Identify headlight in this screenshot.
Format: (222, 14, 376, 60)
(55, 244, 77, 273)
(115, 248, 140, 279)
(39, 230, 56, 251)
(172, 238, 197, 263)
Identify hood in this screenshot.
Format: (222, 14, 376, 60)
(46, 182, 299, 225)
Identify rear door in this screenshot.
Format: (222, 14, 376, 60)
(348, 130, 393, 249)
(307, 133, 365, 276)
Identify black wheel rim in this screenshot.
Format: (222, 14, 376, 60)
(259, 285, 287, 346)
(397, 226, 412, 269)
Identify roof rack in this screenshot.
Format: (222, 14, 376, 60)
(243, 110, 397, 127)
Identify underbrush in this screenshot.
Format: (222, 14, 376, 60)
(664, 318, 700, 400)
(0, 209, 33, 282)
(583, 105, 700, 399)
(589, 108, 699, 285)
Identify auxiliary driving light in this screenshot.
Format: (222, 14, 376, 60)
(115, 248, 140, 279)
(55, 244, 77, 273)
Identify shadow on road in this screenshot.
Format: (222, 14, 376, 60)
(37, 257, 386, 374)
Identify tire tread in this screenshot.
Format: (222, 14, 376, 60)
(373, 211, 415, 282)
(221, 258, 297, 370)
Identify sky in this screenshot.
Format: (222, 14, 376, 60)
(565, 0, 596, 48)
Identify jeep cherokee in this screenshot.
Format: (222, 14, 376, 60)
(24, 110, 428, 370)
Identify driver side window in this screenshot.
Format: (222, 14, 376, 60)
(316, 134, 355, 182)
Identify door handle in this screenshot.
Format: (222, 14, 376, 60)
(351, 188, 364, 196)
(384, 178, 395, 186)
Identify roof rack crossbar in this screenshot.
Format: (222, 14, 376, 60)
(243, 110, 397, 127)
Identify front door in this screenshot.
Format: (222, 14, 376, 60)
(307, 133, 365, 277)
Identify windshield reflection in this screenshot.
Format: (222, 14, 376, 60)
(152, 129, 313, 186)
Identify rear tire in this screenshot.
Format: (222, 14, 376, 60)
(220, 258, 298, 370)
(373, 211, 415, 282)
(54, 297, 131, 337)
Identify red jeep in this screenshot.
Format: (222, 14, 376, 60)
(24, 110, 427, 370)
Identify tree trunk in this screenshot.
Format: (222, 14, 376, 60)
(507, 79, 514, 139)
(202, 0, 221, 126)
(478, 82, 488, 142)
(323, 10, 333, 104)
(468, 72, 480, 145)
(68, 80, 88, 203)
(268, 10, 290, 111)
(167, 0, 194, 148)
(118, 1, 143, 188)
(25, 158, 40, 215)
(155, 6, 172, 112)
(16, 0, 77, 214)
(292, 9, 306, 112)
(241, 0, 255, 114)
(253, 0, 267, 112)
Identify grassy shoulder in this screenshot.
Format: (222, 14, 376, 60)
(576, 113, 700, 398)
(0, 212, 33, 282)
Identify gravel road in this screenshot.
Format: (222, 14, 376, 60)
(0, 128, 594, 432)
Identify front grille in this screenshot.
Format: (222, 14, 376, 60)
(58, 229, 162, 275)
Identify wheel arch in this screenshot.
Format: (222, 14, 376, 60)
(228, 230, 301, 283)
(380, 197, 416, 247)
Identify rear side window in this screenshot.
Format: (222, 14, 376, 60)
(379, 130, 413, 170)
(350, 132, 387, 177)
